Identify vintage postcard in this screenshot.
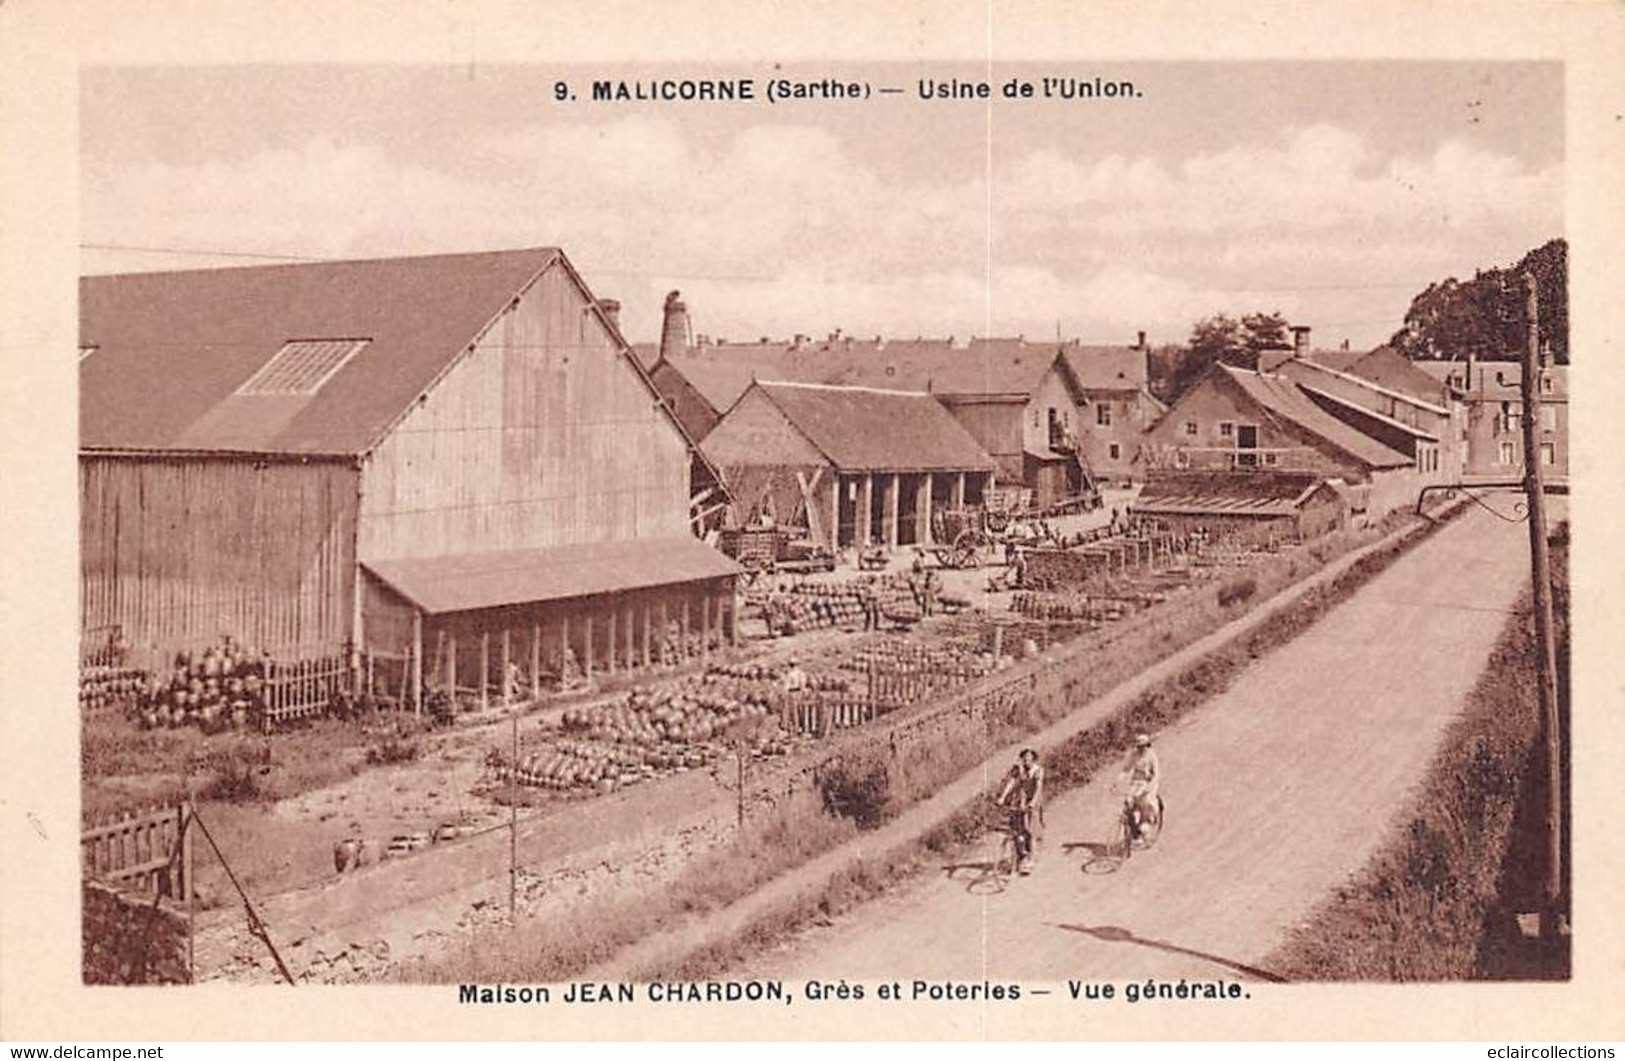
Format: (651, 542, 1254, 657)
(2, 0, 1623, 1044)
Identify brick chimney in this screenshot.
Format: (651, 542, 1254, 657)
(1290, 325, 1311, 357)
(659, 291, 689, 362)
(1136, 330, 1147, 350)
(597, 297, 621, 332)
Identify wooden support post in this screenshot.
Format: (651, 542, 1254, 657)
(559, 613, 570, 683)
(642, 601, 652, 670)
(954, 471, 966, 509)
(411, 612, 423, 715)
(681, 598, 691, 661)
(729, 581, 740, 647)
(701, 595, 712, 667)
(479, 630, 490, 712)
(624, 606, 634, 671)
(582, 613, 594, 681)
(829, 475, 842, 550)
(501, 628, 512, 707)
(606, 605, 617, 676)
(885, 473, 900, 547)
(658, 600, 669, 667)
(446, 632, 458, 701)
(859, 474, 874, 546)
(919, 473, 934, 545)
(531, 621, 542, 700)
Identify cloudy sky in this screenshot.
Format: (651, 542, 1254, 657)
(81, 62, 1561, 349)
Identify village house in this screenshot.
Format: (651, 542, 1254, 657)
(699, 380, 997, 549)
(79, 248, 739, 709)
(1415, 359, 1569, 480)
(640, 292, 1159, 507)
(1272, 340, 1466, 490)
(1143, 362, 1417, 519)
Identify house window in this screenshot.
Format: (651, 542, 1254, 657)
(1218, 421, 1234, 438)
(1263, 452, 1278, 466)
(1541, 442, 1556, 466)
(1541, 375, 1553, 394)
(1175, 450, 1190, 468)
(1108, 443, 1121, 461)
(1541, 406, 1557, 431)
(237, 338, 371, 396)
(1096, 403, 1113, 427)
(1047, 407, 1065, 449)
(1499, 440, 1516, 466)
(1183, 421, 1198, 436)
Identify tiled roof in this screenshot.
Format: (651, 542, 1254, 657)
(661, 337, 1144, 399)
(1217, 365, 1412, 469)
(752, 381, 996, 472)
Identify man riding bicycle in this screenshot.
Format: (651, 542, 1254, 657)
(1121, 733, 1161, 841)
(996, 748, 1044, 874)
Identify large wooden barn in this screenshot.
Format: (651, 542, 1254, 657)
(79, 248, 738, 709)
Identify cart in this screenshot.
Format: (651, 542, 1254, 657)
(925, 508, 990, 569)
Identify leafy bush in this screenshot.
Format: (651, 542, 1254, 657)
(1217, 575, 1259, 608)
(366, 734, 421, 765)
(815, 754, 893, 829)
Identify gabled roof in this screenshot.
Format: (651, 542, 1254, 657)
(749, 381, 996, 472)
(1278, 357, 1451, 417)
(1215, 365, 1411, 469)
(1297, 384, 1440, 441)
(80, 248, 562, 455)
(1344, 346, 1454, 406)
(1059, 345, 1150, 391)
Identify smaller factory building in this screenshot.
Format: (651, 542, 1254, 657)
(700, 381, 998, 550)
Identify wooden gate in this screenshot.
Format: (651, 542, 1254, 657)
(81, 802, 192, 900)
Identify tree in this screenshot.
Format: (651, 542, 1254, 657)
(1390, 239, 1567, 364)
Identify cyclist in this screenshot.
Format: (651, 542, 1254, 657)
(996, 747, 1045, 874)
(1121, 732, 1161, 842)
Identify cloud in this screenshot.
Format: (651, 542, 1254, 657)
(82, 118, 1560, 347)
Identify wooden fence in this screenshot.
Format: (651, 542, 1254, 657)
(260, 650, 350, 728)
(81, 802, 192, 901)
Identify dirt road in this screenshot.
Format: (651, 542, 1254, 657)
(747, 500, 1536, 982)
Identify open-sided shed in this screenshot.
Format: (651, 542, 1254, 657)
(700, 380, 997, 549)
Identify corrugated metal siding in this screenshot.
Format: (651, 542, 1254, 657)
(357, 262, 690, 563)
(80, 456, 358, 665)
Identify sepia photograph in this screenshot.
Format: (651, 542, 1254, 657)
(3, 0, 1623, 1045)
(70, 57, 1575, 990)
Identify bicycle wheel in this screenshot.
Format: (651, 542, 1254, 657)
(998, 829, 1020, 879)
(1140, 796, 1166, 849)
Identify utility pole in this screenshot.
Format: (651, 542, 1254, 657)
(509, 709, 519, 925)
(1517, 270, 1563, 941)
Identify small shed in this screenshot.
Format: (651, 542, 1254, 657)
(1132, 471, 1349, 546)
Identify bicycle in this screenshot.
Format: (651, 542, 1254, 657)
(1115, 791, 1165, 861)
(989, 796, 1043, 877)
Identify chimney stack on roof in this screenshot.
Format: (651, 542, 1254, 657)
(597, 297, 621, 332)
(1137, 330, 1147, 350)
(659, 291, 689, 363)
(1291, 325, 1312, 357)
